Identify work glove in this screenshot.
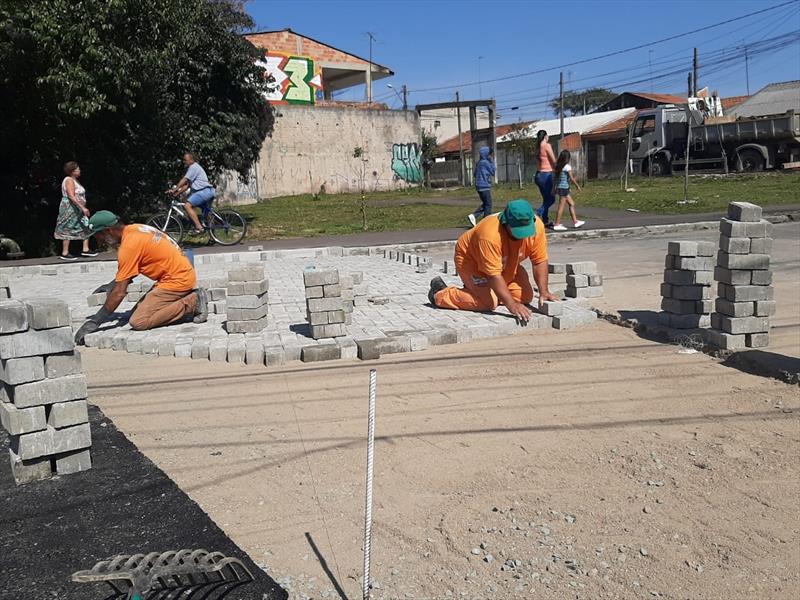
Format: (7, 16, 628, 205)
(74, 307, 112, 346)
(92, 280, 116, 294)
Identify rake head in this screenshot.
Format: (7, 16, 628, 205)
(71, 549, 254, 600)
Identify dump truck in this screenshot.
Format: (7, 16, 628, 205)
(628, 105, 800, 175)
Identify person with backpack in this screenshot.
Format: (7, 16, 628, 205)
(468, 146, 496, 227)
(550, 150, 586, 231)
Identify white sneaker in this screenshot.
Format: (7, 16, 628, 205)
(574, 220, 586, 229)
(467, 213, 477, 227)
(552, 224, 567, 231)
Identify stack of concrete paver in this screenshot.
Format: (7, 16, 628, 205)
(658, 240, 715, 329)
(87, 279, 153, 306)
(304, 267, 346, 339)
(351, 272, 368, 307)
(1, 298, 91, 484)
(565, 262, 603, 298)
(201, 274, 229, 315)
(709, 202, 774, 350)
(225, 265, 269, 334)
(0, 273, 10, 299)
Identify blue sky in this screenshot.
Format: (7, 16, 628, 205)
(246, 0, 800, 123)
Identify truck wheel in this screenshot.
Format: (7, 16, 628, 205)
(737, 149, 765, 173)
(648, 155, 670, 177)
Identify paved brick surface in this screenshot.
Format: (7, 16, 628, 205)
(4, 247, 599, 365)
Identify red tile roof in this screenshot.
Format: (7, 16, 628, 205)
(437, 123, 531, 154)
(721, 95, 749, 110)
(583, 112, 637, 139)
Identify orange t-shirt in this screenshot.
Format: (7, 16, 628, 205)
(115, 224, 196, 291)
(454, 214, 548, 281)
(538, 141, 555, 172)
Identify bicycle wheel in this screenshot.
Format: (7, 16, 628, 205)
(146, 213, 184, 244)
(207, 209, 246, 245)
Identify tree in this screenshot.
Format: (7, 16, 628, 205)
(549, 88, 617, 116)
(420, 129, 438, 187)
(0, 0, 273, 256)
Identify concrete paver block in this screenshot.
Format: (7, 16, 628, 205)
(226, 292, 268, 309)
(11, 374, 87, 408)
(424, 329, 458, 347)
(47, 400, 89, 429)
(227, 304, 269, 321)
(539, 301, 563, 316)
(716, 251, 770, 270)
(305, 286, 324, 299)
(566, 274, 589, 288)
(713, 267, 752, 286)
(718, 236, 751, 254)
(719, 218, 771, 238)
(51, 422, 92, 454)
(24, 298, 71, 330)
(209, 287, 227, 301)
(310, 323, 345, 338)
(209, 339, 228, 362)
(750, 270, 772, 285)
(245, 340, 265, 365)
(1, 356, 45, 385)
(336, 337, 359, 359)
(754, 300, 776, 317)
(45, 350, 82, 379)
(671, 285, 711, 301)
(566, 262, 597, 275)
(718, 283, 773, 302)
(715, 299, 755, 318)
(0, 326, 74, 359)
(746, 332, 769, 348)
(9, 449, 52, 484)
(548, 263, 566, 274)
(323, 283, 341, 297)
(227, 279, 269, 296)
(301, 344, 341, 362)
(696, 241, 716, 257)
(676, 257, 715, 271)
(0, 300, 29, 334)
(661, 298, 699, 315)
(307, 297, 345, 313)
(191, 337, 211, 360)
(566, 286, 603, 299)
(0, 402, 46, 435)
(727, 201, 762, 222)
(264, 346, 287, 366)
(225, 316, 269, 334)
(54, 448, 92, 475)
(303, 268, 338, 287)
(708, 330, 747, 350)
(86, 292, 106, 307)
(711, 314, 770, 335)
(228, 265, 265, 282)
(226, 335, 246, 364)
(667, 241, 698, 256)
(749, 237, 773, 255)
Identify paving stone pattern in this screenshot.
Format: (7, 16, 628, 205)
(0, 298, 91, 485)
(709, 202, 774, 350)
(2, 244, 599, 366)
(658, 240, 715, 329)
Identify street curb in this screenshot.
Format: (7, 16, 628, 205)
(594, 308, 799, 386)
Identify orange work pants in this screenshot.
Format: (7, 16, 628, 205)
(129, 287, 197, 330)
(435, 265, 534, 311)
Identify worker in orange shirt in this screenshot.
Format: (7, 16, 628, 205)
(74, 211, 208, 344)
(428, 199, 557, 323)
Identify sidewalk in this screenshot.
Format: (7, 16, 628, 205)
(4, 203, 799, 266)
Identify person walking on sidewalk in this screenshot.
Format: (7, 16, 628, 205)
(551, 150, 586, 231)
(429, 199, 557, 323)
(54, 161, 99, 260)
(170, 152, 215, 235)
(468, 146, 496, 227)
(533, 130, 557, 227)
(73, 211, 208, 344)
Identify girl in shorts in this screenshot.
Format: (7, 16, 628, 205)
(551, 150, 585, 231)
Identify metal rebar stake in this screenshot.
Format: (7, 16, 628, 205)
(363, 369, 377, 600)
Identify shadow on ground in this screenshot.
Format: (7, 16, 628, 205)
(0, 406, 286, 600)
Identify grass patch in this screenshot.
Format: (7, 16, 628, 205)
(238, 172, 800, 240)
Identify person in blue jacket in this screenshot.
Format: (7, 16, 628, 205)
(468, 146, 496, 227)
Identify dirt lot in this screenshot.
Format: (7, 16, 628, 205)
(84, 319, 799, 600)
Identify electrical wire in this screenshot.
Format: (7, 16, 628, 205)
(408, 0, 798, 93)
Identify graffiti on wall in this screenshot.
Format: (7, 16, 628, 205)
(391, 143, 422, 183)
(261, 52, 323, 105)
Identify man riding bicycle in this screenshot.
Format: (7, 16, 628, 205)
(171, 152, 215, 235)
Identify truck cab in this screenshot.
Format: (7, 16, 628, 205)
(629, 107, 688, 176)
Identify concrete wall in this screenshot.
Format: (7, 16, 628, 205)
(420, 108, 490, 145)
(257, 105, 421, 198)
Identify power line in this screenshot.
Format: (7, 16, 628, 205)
(408, 0, 798, 93)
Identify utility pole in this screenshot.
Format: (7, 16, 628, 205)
(649, 49, 654, 92)
(559, 72, 564, 149)
(402, 84, 407, 111)
(456, 91, 466, 186)
(366, 32, 376, 103)
(692, 47, 698, 96)
(687, 73, 693, 98)
(744, 44, 751, 95)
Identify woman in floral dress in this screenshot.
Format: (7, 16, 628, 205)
(54, 161, 97, 260)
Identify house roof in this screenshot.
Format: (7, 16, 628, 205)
(582, 112, 638, 139)
(626, 91, 687, 105)
(721, 95, 749, 110)
(496, 108, 637, 144)
(437, 123, 525, 154)
(729, 80, 800, 118)
(245, 28, 392, 72)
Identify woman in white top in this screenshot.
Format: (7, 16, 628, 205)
(54, 161, 97, 260)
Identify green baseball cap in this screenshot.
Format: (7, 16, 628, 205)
(499, 200, 535, 239)
(88, 210, 120, 234)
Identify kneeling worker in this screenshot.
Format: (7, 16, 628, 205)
(74, 211, 207, 345)
(428, 199, 557, 323)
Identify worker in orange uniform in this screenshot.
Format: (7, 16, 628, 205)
(428, 199, 557, 323)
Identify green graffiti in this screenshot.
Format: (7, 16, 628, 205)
(284, 56, 315, 105)
(391, 143, 422, 183)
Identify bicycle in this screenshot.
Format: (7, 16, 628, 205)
(146, 192, 247, 246)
